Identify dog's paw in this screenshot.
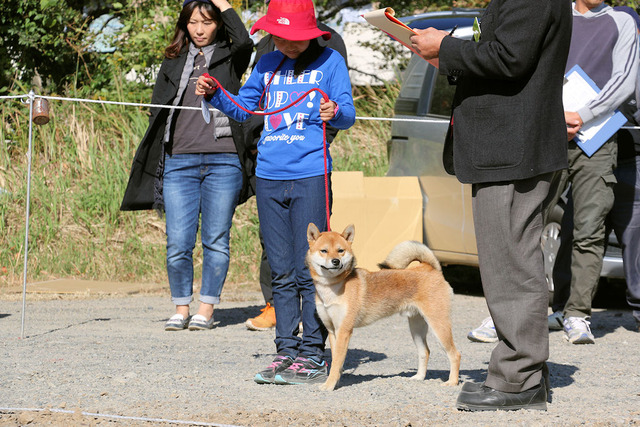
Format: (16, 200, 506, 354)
(318, 380, 337, 391)
(409, 373, 425, 380)
(441, 379, 459, 386)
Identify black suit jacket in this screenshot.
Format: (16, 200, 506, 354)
(439, 0, 572, 184)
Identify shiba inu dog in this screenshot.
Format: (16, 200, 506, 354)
(306, 223, 461, 391)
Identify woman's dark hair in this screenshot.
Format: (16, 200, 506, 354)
(294, 39, 324, 77)
(164, 2, 227, 59)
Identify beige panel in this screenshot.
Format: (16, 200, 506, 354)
(330, 171, 423, 271)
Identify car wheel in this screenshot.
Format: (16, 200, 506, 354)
(540, 220, 561, 302)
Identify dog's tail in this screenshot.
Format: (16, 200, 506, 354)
(378, 240, 442, 271)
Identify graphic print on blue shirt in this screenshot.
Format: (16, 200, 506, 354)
(210, 47, 355, 180)
(262, 69, 324, 135)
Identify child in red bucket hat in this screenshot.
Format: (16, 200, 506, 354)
(197, 0, 355, 387)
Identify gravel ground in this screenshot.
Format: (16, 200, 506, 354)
(1, 285, 639, 426)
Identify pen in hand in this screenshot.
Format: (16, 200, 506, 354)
(449, 25, 458, 36)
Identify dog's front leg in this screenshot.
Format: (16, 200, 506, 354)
(319, 328, 352, 391)
(327, 330, 336, 361)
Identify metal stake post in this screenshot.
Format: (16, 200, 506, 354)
(20, 91, 36, 339)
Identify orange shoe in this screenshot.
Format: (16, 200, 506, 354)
(245, 303, 276, 331)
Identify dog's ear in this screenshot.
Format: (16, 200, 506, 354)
(342, 224, 355, 243)
(307, 223, 320, 243)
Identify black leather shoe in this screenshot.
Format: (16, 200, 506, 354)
(461, 381, 484, 393)
(461, 378, 549, 396)
(456, 382, 547, 411)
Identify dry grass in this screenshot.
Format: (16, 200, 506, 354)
(0, 82, 399, 296)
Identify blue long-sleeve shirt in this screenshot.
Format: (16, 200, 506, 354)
(209, 47, 355, 180)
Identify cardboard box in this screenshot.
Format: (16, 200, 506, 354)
(330, 171, 423, 270)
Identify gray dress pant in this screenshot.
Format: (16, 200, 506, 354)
(472, 173, 552, 393)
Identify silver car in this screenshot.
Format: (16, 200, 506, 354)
(386, 14, 624, 294)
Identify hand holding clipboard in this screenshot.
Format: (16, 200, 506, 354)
(361, 7, 451, 68)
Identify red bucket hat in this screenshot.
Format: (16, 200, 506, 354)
(250, 0, 331, 41)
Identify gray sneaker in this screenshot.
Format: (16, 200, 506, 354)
(563, 316, 595, 344)
(548, 311, 564, 330)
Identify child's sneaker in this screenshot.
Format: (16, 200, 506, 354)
(254, 354, 294, 384)
(467, 316, 498, 343)
(274, 357, 328, 385)
(563, 316, 595, 344)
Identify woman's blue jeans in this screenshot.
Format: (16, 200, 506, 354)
(256, 175, 331, 361)
(163, 153, 242, 306)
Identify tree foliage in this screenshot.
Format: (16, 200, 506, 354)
(1, 0, 638, 96)
(0, 0, 178, 96)
(0, 0, 472, 95)
(1, 1, 89, 93)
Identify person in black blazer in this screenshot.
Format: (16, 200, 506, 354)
(120, 0, 253, 331)
(410, 0, 572, 411)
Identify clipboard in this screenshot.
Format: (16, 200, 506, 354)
(362, 8, 418, 54)
(362, 8, 439, 67)
(563, 64, 627, 157)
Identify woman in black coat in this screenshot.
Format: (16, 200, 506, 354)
(120, 0, 253, 331)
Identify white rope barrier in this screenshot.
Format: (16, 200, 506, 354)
(0, 94, 29, 100)
(5, 93, 640, 127)
(4, 93, 450, 122)
(0, 407, 241, 427)
(38, 94, 201, 111)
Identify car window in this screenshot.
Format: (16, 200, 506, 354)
(428, 72, 456, 117)
(395, 56, 431, 116)
(395, 56, 456, 118)
(399, 57, 430, 100)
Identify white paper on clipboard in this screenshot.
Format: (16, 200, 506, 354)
(362, 8, 439, 68)
(563, 64, 627, 157)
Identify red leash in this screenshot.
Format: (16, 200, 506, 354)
(202, 73, 332, 231)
